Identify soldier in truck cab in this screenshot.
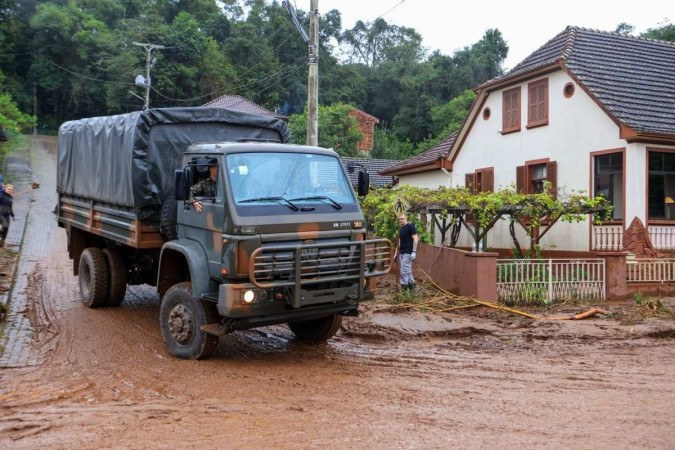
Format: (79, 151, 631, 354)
(189, 158, 218, 214)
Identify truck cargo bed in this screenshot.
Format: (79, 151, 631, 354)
(58, 195, 165, 249)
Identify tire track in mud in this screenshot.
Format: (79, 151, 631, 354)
(2, 137, 675, 449)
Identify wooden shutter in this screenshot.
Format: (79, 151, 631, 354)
(546, 161, 557, 198)
(465, 173, 476, 223)
(516, 165, 526, 193)
(502, 87, 521, 133)
(528, 79, 548, 126)
(465, 173, 476, 194)
(482, 169, 494, 193)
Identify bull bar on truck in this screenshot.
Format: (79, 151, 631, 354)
(248, 238, 393, 308)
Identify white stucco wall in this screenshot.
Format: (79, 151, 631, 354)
(450, 70, 629, 251)
(396, 170, 451, 189)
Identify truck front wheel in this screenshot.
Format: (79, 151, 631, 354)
(78, 248, 109, 308)
(160, 282, 219, 359)
(288, 314, 343, 341)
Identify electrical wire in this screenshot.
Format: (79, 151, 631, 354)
(372, 0, 407, 22)
(150, 55, 307, 103)
(39, 56, 135, 86)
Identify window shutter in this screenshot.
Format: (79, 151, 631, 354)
(465, 173, 476, 194)
(502, 88, 521, 132)
(483, 169, 494, 192)
(528, 83, 538, 123)
(516, 165, 526, 193)
(546, 161, 557, 198)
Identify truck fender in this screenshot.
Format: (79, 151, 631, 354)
(158, 240, 210, 299)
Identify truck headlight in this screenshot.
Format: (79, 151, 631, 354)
(243, 290, 255, 303)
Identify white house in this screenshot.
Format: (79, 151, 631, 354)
(383, 27, 675, 253)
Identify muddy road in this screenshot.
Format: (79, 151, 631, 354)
(1, 136, 674, 449)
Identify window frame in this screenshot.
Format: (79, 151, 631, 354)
(527, 78, 549, 129)
(591, 149, 624, 223)
(501, 87, 521, 134)
(647, 148, 675, 223)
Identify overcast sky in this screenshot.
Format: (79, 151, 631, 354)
(317, 0, 671, 69)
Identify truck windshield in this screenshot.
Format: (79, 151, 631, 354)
(226, 152, 356, 206)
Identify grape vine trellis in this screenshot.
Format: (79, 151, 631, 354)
(360, 185, 612, 255)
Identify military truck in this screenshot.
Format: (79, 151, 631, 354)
(56, 108, 392, 359)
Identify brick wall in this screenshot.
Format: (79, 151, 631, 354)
(349, 109, 379, 153)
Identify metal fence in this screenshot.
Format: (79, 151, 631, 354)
(496, 259, 606, 304)
(626, 258, 675, 283)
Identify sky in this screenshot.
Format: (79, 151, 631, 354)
(317, 0, 671, 69)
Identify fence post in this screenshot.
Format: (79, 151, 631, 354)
(596, 252, 628, 301)
(548, 258, 553, 301)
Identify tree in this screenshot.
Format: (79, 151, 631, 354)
(642, 22, 675, 41)
(288, 104, 362, 156)
(341, 18, 424, 67)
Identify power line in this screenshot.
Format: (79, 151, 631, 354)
(150, 56, 307, 103)
(373, 0, 406, 22)
(39, 56, 135, 86)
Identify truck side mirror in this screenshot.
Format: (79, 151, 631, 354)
(174, 168, 190, 201)
(357, 170, 369, 197)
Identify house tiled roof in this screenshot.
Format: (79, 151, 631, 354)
(482, 27, 675, 136)
(341, 157, 397, 187)
(202, 95, 288, 121)
(379, 133, 458, 176)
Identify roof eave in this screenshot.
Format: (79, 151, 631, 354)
(477, 62, 561, 92)
(380, 159, 449, 177)
(620, 125, 675, 144)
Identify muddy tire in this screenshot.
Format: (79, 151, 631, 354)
(160, 196, 178, 241)
(288, 314, 343, 341)
(160, 282, 219, 359)
(103, 248, 127, 306)
(78, 248, 109, 308)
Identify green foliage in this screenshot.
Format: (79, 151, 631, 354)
(288, 104, 363, 156)
(0, 92, 36, 133)
(370, 128, 416, 160)
(360, 184, 613, 246)
(641, 22, 675, 42)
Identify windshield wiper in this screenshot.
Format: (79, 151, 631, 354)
(239, 196, 299, 211)
(289, 196, 342, 210)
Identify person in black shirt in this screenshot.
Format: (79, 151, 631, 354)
(396, 213, 419, 291)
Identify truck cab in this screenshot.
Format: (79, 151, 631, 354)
(157, 142, 392, 358)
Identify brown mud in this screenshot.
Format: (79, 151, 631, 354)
(0, 137, 674, 449)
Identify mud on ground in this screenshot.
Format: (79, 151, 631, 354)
(0, 137, 674, 449)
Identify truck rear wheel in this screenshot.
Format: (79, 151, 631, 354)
(288, 314, 343, 341)
(160, 282, 219, 359)
(78, 248, 109, 308)
(103, 248, 127, 306)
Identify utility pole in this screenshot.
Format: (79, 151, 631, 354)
(133, 42, 165, 110)
(306, 0, 319, 146)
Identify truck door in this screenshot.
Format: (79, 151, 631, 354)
(178, 157, 225, 276)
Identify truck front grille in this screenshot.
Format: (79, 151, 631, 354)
(248, 239, 392, 289)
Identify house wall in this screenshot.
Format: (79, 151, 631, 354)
(451, 69, 634, 251)
(396, 171, 451, 189)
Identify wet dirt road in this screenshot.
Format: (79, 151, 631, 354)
(1, 137, 674, 449)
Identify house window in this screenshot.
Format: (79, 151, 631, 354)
(502, 87, 521, 133)
(648, 151, 675, 220)
(527, 78, 548, 128)
(517, 161, 557, 197)
(466, 168, 494, 194)
(530, 164, 547, 193)
(594, 152, 623, 220)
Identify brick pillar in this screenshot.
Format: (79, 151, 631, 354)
(597, 252, 628, 301)
(461, 252, 498, 301)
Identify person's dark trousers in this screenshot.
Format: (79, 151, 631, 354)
(0, 214, 10, 246)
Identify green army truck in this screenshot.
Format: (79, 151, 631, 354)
(56, 107, 392, 359)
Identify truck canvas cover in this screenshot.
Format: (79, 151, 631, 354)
(57, 107, 290, 216)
